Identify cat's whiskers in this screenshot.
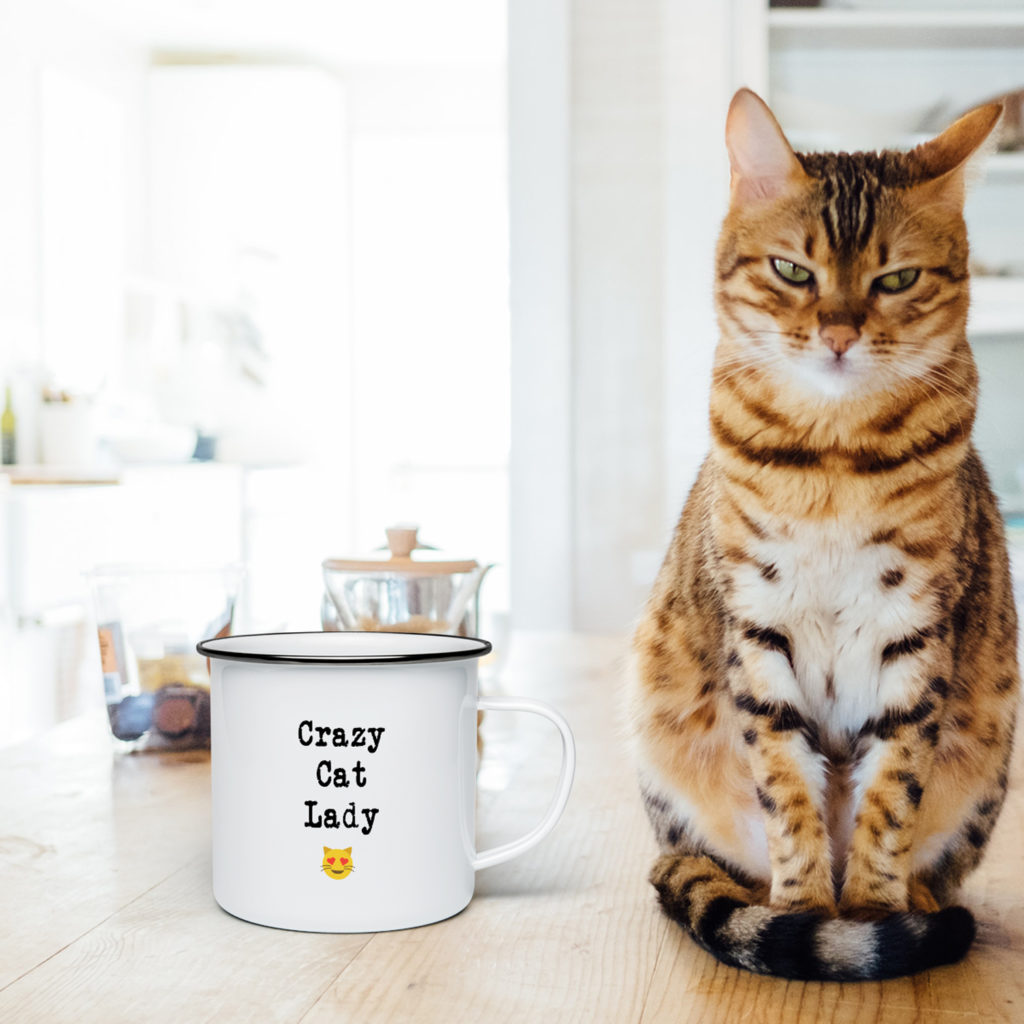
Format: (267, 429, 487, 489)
(882, 344, 974, 414)
(919, 376, 973, 440)
(716, 332, 789, 377)
(893, 358, 970, 407)
(896, 350, 975, 407)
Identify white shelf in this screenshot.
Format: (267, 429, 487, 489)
(987, 151, 1024, 180)
(969, 276, 1024, 337)
(769, 8, 1024, 47)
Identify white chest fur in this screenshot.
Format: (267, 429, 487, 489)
(724, 521, 931, 740)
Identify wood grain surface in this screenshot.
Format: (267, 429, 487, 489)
(0, 633, 1020, 1023)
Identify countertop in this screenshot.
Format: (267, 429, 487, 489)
(0, 633, 1021, 1023)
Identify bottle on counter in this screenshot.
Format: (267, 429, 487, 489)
(1, 385, 15, 465)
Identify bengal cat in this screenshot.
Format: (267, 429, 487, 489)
(629, 89, 1020, 981)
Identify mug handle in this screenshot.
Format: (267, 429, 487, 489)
(472, 695, 576, 871)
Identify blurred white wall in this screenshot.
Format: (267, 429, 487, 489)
(509, 0, 736, 633)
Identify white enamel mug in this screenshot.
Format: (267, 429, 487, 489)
(197, 631, 575, 932)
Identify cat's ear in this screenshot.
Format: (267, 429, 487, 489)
(725, 88, 805, 203)
(323, 846, 330, 855)
(910, 102, 1003, 207)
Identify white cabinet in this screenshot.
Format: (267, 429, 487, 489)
(3, 464, 243, 624)
(0, 464, 243, 746)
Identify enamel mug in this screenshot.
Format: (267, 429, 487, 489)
(197, 631, 576, 932)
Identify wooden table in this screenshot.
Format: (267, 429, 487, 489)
(1, 633, 1021, 1023)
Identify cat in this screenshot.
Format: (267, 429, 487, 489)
(628, 88, 1020, 981)
(321, 846, 355, 880)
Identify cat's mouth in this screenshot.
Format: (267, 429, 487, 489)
(825, 350, 856, 373)
(785, 345, 871, 399)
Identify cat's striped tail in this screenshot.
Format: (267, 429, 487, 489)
(650, 854, 975, 981)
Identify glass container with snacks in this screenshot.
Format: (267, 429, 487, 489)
(87, 564, 243, 751)
(321, 526, 492, 637)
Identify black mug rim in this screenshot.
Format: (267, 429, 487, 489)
(197, 630, 492, 666)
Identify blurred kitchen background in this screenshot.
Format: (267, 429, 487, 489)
(2, 0, 1023, 746)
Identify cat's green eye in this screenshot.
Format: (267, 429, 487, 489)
(875, 268, 920, 294)
(771, 258, 813, 286)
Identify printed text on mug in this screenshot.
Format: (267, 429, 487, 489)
(297, 719, 384, 835)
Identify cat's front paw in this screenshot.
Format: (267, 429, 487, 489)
(768, 853, 837, 917)
(770, 877, 837, 917)
(837, 901, 899, 922)
(838, 884, 908, 919)
(771, 896, 838, 918)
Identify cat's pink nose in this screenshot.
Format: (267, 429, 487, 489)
(820, 323, 860, 356)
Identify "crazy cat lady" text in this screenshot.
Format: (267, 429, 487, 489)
(297, 719, 385, 835)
